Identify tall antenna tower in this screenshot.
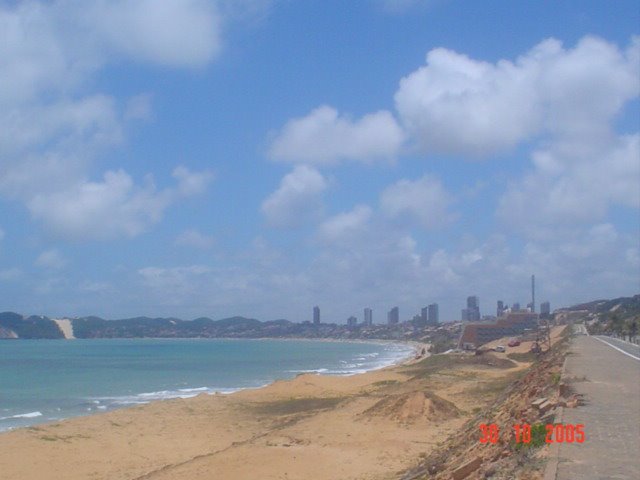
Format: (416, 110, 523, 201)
(530, 274, 551, 355)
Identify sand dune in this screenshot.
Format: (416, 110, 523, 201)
(53, 319, 75, 339)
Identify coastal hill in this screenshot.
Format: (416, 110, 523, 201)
(2, 294, 637, 343)
(0, 311, 447, 342)
(0, 312, 64, 339)
(555, 294, 639, 338)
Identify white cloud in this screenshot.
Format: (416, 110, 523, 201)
(97, 218, 639, 322)
(395, 46, 540, 156)
(261, 166, 328, 228)
(498, 133, 640, 233)
(79, 281, 111, 293)
(82, 0, 221, 68)
(0, 0, 222, 238)
(124, 93, 154, 121)
(380, 175, 455, 229)
(506, 224, 639, 301)
(35, 249, 66, 269)
(176, 229, 215, 249)
(269, 106, 404, 165)
(172, 166, 214, 197)
(317, 205, 372, 245)
(0, 268, 22, 282)
(28, 168, 210, 240)
(0, 95, 121, 163)
(0, 1, 221, 104)
(138, 265, 214, 305)
(394, 36, 639, 156)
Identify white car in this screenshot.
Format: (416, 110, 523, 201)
(495, 345, 506, 352)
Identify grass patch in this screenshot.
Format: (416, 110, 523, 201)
(402, 353, 517, 380)
(372, 380, 400, 387)
(38, 433, 90, 443)
(507, 352, 538, 363)
(512, 423, 548, 450)
(251, 397, 346, 416)
(468, 370, 526, 398)
(551, 372, 561, 385)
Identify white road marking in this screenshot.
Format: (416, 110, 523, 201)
(593, 336, 640, 361)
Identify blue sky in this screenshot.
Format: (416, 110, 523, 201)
(0, 0, 638, 323)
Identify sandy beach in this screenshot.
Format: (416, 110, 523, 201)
(0, 340, 537, 480)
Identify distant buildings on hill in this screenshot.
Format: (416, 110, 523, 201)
(310, 293, 548, 328)
(496, 299, 551, 317)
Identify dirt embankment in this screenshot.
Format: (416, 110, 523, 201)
(400, 327, 573, 480)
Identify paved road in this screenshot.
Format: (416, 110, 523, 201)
(593, 335, 640, 360)
(553, 334, 640, 480)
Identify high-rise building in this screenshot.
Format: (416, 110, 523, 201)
(512, 302, 521, 312)
(313, 306, 320, 325)
(540, 301, 551, 317)
(387, 306, 399, 325)
(421, 306, 428, 325)
(347, 316, 357, 327)
(364, 308, 373, 326)
(463, 296, 480, 321)
(467, 295, 478, 309)
(497, 300, 505, 317)
(428, 303, 439, 325)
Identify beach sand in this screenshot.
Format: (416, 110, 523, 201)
(0, 341, 536, 480)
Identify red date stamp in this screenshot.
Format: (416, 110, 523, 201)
(479, 423, 585, 444)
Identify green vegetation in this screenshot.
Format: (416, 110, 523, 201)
(468, 370, 525, 397)
(428, 334, 456, 354)
(401, 352, 517, 381)
(372, 379, 400, 387)
(0, 312, 64, 339)
(507, 352, 538, 363)
(250, 397, 346, 416)
(512, 423, 547, 450)
(568, 295, 640, 341)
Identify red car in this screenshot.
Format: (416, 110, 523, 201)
(508, 339, 521, 347)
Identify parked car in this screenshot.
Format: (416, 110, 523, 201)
(508, 339, 521, 347)
(495, 345, 506, 352)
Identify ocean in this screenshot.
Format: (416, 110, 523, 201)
(0, 338, 413, 432)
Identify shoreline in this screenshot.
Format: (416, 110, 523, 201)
(0, 337, 526, 480)
(0, 338, 423, 434)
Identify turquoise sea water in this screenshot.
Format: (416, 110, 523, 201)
(0, 338, 412, 432)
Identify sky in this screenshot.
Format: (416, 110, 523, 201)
(0, 0, 638, 323)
